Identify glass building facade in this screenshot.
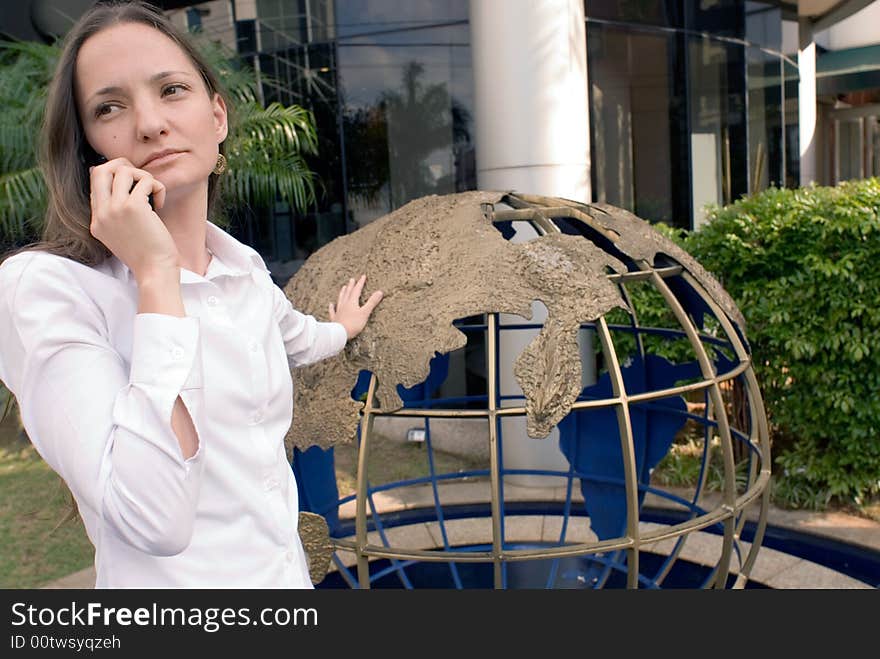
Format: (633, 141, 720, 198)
(188, 0, 476, 279)
(585, 1, 793, 228)
(172, 1, 799, 268)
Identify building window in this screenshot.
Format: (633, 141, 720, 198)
(586, 1, 791, 229)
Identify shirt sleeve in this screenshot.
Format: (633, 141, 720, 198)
(0, 254, 205, 557)
(271, 283, 348, 367)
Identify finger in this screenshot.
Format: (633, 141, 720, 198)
(99, 156, 137, 174)
(130, 176, 159, 210)
(89, 163, 115, 209)
(130, 172, 166, 210)
(110, 167, 135, 205)
(362, 290, 383, 314)
(107, 156, 135, 167)
(352, 274, 367, 300)
(328, 302, 335, 320)
(114, 163, 166, 207)
(88, 167, 98, 216)
(127, 168, 165, 208)
(151, 179, 166, 210)
(90, 157, 132, 202)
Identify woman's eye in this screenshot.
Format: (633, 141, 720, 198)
(95, 104, 118, 118)
(163, 84, 189, 97)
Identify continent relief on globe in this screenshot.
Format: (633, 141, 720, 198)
(282, 191, 743, 456)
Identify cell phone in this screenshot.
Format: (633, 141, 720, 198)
(81, 143, 107, 168)
(81, 145, 154, 210)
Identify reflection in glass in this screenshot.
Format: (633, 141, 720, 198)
(337, 19, 475, 228)
(384, 62, 457, 207)
(584, 0, 682, 28)
(873, 118, 880, 177)
(745, 3, 783, 193)
(783, 58, 800, 188)
(836, 119, 865, 182)
(747, 45, 784, 193)
(587, 25, 683, 227)
(685, 0, 743, 38)
(587, 5, 791, 228)
(688, 35, 746, 228)
(745, 1, 781, 52)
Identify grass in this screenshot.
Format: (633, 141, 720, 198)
(0, 416, 94, 589)
(649, 436, 750, 493)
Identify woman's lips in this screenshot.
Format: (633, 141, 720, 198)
(143, 151, 184, 167)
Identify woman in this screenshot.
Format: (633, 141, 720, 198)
(0, 1, 381, 588)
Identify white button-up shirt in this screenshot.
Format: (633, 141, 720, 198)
(0, 222, 348, 588)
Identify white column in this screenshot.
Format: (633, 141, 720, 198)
(496, 224, 573, 488)
(470, 1, 592, 486)
(798, 17, 818, 186)
(469, 0, 591, 201)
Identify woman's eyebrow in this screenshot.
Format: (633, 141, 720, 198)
(151, 70, 192, 82)
(87, 70, 192, 103)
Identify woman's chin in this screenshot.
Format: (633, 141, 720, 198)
(154, 174, 211, 202)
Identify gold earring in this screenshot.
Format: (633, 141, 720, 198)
(213, 153, 227, 175)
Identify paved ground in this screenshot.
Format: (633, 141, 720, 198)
(42, 481, 880, 589)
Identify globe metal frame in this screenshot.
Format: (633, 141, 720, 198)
(325, 193, 771, 589)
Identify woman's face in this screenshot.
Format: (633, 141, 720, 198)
(74, 22, 227, 199)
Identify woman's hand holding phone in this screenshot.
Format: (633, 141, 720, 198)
(88, 157, 177, 286)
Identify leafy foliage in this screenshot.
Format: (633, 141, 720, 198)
(599, 218, 721, 370)
(651, 436, 751, 494)
(682, 180, 880, 508)
(0, 41, 55, 243)
(194, 37, 319, 213)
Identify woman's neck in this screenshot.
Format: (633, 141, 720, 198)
(156, 187, 211, 276)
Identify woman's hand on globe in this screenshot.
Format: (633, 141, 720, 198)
(329, 274, 383, 340)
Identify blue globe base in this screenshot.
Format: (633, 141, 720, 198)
(317, 549, 769, 589)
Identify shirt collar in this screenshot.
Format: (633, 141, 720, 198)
(109, 221, 268, 285)
(201, 221, 268, 279)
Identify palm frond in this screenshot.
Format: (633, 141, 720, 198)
(191, 35, 259, 105)
(0, 38, 60, 61)
(0, 167, 46, 240)
(0, 40, 57, 105)
(224, 155, 317, 212)
(0, 118, 40, 172)
(230, 102, 319, 157)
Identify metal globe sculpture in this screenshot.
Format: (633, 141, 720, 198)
(285, 191, 771, 589)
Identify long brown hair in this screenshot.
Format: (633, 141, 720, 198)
(11, 0, 229, 266)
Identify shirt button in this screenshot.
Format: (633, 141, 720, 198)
(250, 411, 263, 425)
(286, 550, 294, 562)
(170, 347, 185, 360)
(265, 478, 278, 491)
(206, 295, 219, 307)
(249, 341, 260, 353)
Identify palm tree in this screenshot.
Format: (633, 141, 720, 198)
(0, 36, 320, 252)
(0, 40, 53, 246)
(343, 61, 472, 208)
(196, 38, 319, 216)
(380, 61, 455, 207)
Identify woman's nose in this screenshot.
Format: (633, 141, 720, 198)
(134, 97, 169, 141)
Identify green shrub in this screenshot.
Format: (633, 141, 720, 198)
(682, 179, 880, 508)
